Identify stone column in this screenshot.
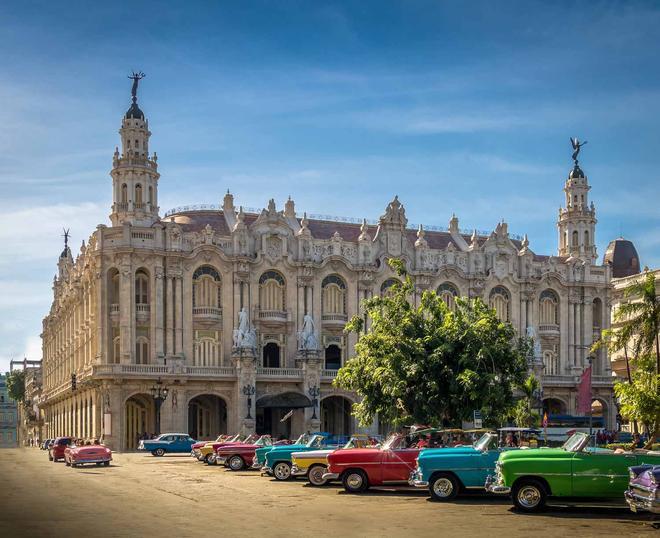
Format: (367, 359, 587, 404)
(232, 348, 257, 434)
(182, 272, 194, 361)
(154, 265, 165, 360)
(175, 274, 184, 356)
(299, 350, 322, 433)
(567, 296, 574, 368)
(119, 262, 132, 364)
(165, 275, 174, 356)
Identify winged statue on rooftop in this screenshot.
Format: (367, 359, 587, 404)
(128, 71, 145, 102)
(570, 137, 587, 164)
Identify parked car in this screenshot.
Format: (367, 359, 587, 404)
(138, 433, 197, 456)
(625, 464, 660, 514)
(41, 439, 51, 450)
(191, 434, 231, 459)
(48, 437, 73, 462)
(263, 433, 341, 481)
(204, 434, 258, 465)
(323, 431, 433, 493)
(410, 428, 539, 501)
(64, 442, 112, 467)
(291, 434, 379, 486)
(214, 435, 276, 471)
(486, 432, 660, 512)
(253, 435, 304, 469)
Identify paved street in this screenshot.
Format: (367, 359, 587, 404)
(1, 448, 656, 538)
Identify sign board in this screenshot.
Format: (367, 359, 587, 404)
(103, 413, 112, 436)
(473, 410, 482, 429)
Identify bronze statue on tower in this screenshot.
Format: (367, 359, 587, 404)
(128, 71, 145, 103)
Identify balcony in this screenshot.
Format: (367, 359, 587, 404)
(193, 306, 223, 322)
(110, 303, 119, 323)
(538, 323, 560, 336)
(321, 313, 348, 327)
(257, 310, 288, 324)
(256, 367, 303, 379)
(91, 364, 235, 379)
(136, 303, 150, 324)
(321, 369, 340, 380)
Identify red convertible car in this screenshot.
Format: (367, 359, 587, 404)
(323, 433, 422, 493)
(214, 435, 292, 471)
(64, 442, 112, 467)
(48, 437, 73, 462)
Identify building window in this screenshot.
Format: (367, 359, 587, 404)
(112, 336, 120, 364)
(322, 275, 346, 315)
(592, 298, 603, 329)
(437, 282, 459, 310)
(259, 271, 285, 311)
(489, 286, 510, 322)
(325, 345, 342, 370)
(543, 350, 559, 376)
(135, 337, 150, 364)
(572, 230, 578, 247)
(263, 342, 280, 368)
(148, 186, 153, 205)
(539, 289, 559, 326)
(380, 278, 400, 296)
(584, 230, 589, 246)
(135, 270, 149, 305)
(135, 184, 143, 206)
(193, 266, 221, 308)
(194, 336, 219, 367)
(121, 184, 128, 204)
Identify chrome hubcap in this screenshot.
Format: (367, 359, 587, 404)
(433, 478, 453, 497)
(518, 486, 541, 508)
(346, 473, 363, 489)
(230, 457, 242, 470)
(309, 467, 326, 485)
(274, 464, 290, 479)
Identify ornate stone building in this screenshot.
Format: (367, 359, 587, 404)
(40, 83, 615, 450)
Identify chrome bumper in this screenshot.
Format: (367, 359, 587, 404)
(291, 464, 307, 477)
(625, 488, 660, 514)
(262, 466, 273, 476)
(485, 474, 511, 495)
(251, 462, 263, 470)
(322, 472, 339, 481)
(72, 458, 111, 464)
(409, 470, 428, 488)
(215, 456, 227, 465)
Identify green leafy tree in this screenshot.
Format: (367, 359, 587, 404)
(334, 259, 529, 428)
(511, 375, 540, 428)
(5, 370, 26, 403)
(613, 271, 660, 375)
(614, 354, 660, 448)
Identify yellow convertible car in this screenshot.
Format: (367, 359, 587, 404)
(291, 435, 379, 486)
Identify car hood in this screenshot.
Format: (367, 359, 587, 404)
(417, 446, 479, 461)
(269, 443, 306, 453)
(216, 443, 258, 453)
(292, 449, 333, 459)
(329, 447, 381, 459)
(71, 446, 110, 454)
(499, 448, 567, 462)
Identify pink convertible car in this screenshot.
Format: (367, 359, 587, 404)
(64, 441, 112, 468)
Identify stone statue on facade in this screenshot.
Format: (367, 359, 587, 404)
(297, 313, 318, 350)
(526, 326, 542, 362)
(234, 307, 257, 350)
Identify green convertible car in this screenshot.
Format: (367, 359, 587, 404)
(486, 432, 660, 512)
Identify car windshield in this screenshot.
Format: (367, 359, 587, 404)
(562, 432, 589, 452)
(474, 433, 497, 452)
(244, 434, 258, 444)
(382, 434, 404, 450)
(306, 435, 325, 449)
(255, 436, 272, 447)
(294, 433, 311, 445)
(342, 436, 371, 449)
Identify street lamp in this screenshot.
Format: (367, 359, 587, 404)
(308, 385, 320, 420)
(242, 385, 255, 419)
(149, 378, 169, 436)
(586, 355, 595, 446)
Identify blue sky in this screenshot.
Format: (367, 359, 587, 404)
(1, 0, 659, 372)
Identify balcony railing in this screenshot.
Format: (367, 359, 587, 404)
(258, 310, 288, 322)
(136, 304, 151, 313)
(184, 366, 236, 377)
(322, 313, 348, 325)
(321, 369, 340, 379)
(193, 306, 223, 320)
(110, 303, 120, 314)
(256, 367, 303, 378)
(538, 324, 560, 335)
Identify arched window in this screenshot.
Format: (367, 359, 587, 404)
(592, 298, 603, 329)
(437, 282, 459, 310)
(193, 266, 221, 308)
(263, 342, 280, 368)
(322, 275, 346, 315)
(112, 336, 120, 364)
(135, 270, 149, 305)
(148, 186, 153, 205)
(489, 286, 510, 322)
(194, 336, 219, 367)
(121, 184, 128, 204)
(135, 337, 149, 364)
(584, 230, 589, 246)
(572, 230, 579, 247)
(325, 345, 342, 370)
(259, 271, 285, 311)
(135, 184, 143, 206)
(543, 350, 559, 376)
(539, 289, 559, 326)
(380, 278, 400, 296)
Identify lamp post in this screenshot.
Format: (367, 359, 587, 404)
(586, 355, 594, 446)
(149, 378, 169, 436)
(308, 385, 320, 420)
(242, 385, 255, 419)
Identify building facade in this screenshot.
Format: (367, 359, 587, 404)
(0, 375, 18, 448)
(40, 83, 615, 451)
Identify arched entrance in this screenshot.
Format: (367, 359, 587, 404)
(256, 392, 312, 439)
(188, 394, 227, 441)
(542, 397, 566, 416)
(125, 394, 155, 450)
(325, 345, 341, 370)
(321, 396, 353, 436)
(591, 398, 608, 429)
(263, 342, 280, 368)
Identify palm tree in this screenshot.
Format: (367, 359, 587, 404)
(513, 375, 541, 428)
(614, 270, 660, 375)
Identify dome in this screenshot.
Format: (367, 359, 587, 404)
(603, 238, 641, 278)
(569, 164, 585, 179)
(125, 102, 144, 120)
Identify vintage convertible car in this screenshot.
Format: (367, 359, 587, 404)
(625, 464, 660, 514)
(191, 434, 231, 458)
(48, 437, 73, 462)
(263, 433, 343, 481)
(253, 434, 308, 469)
(214, 435, 275, 470)
(323, 431, 432, 493)
(291, 434, 379, 486)
(410, 428, 542, 501)
(138, 433, 197, 456)
(205, 434, 258, 465)
(486, 432, 660, 512)
(64, 442, 112, 467)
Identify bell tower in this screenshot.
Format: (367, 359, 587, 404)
(557, 138, 597, 261)
(110, 72, 160, 227)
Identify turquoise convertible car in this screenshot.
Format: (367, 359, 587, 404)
(409, 429, 540, 501)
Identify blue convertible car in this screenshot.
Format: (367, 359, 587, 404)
(409, 429, 540, 501)
(138, 433, 197, 456)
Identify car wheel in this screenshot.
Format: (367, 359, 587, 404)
(228, 455, 245, 471)
(308, 464, 328, 487)
(154, 448, 165, 457)
(71, 463, 77, 468)
(103, 461, 110, 467)
(429, 473, 459, 502)
(204, 453, 214, 464)
(96, 462, 102, 467)
(512, 479, 547, 513)
(342, 469, 369, 493)
(273, 462, 292, 481)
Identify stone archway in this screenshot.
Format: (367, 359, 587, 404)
(321, 396, 353, 436)
(256, 392, 312, 439)
(542, 397, 567, 416)
(187, 394, 228, 441)
(125, 394, 155, 450)
(591, 398, 608, 429)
